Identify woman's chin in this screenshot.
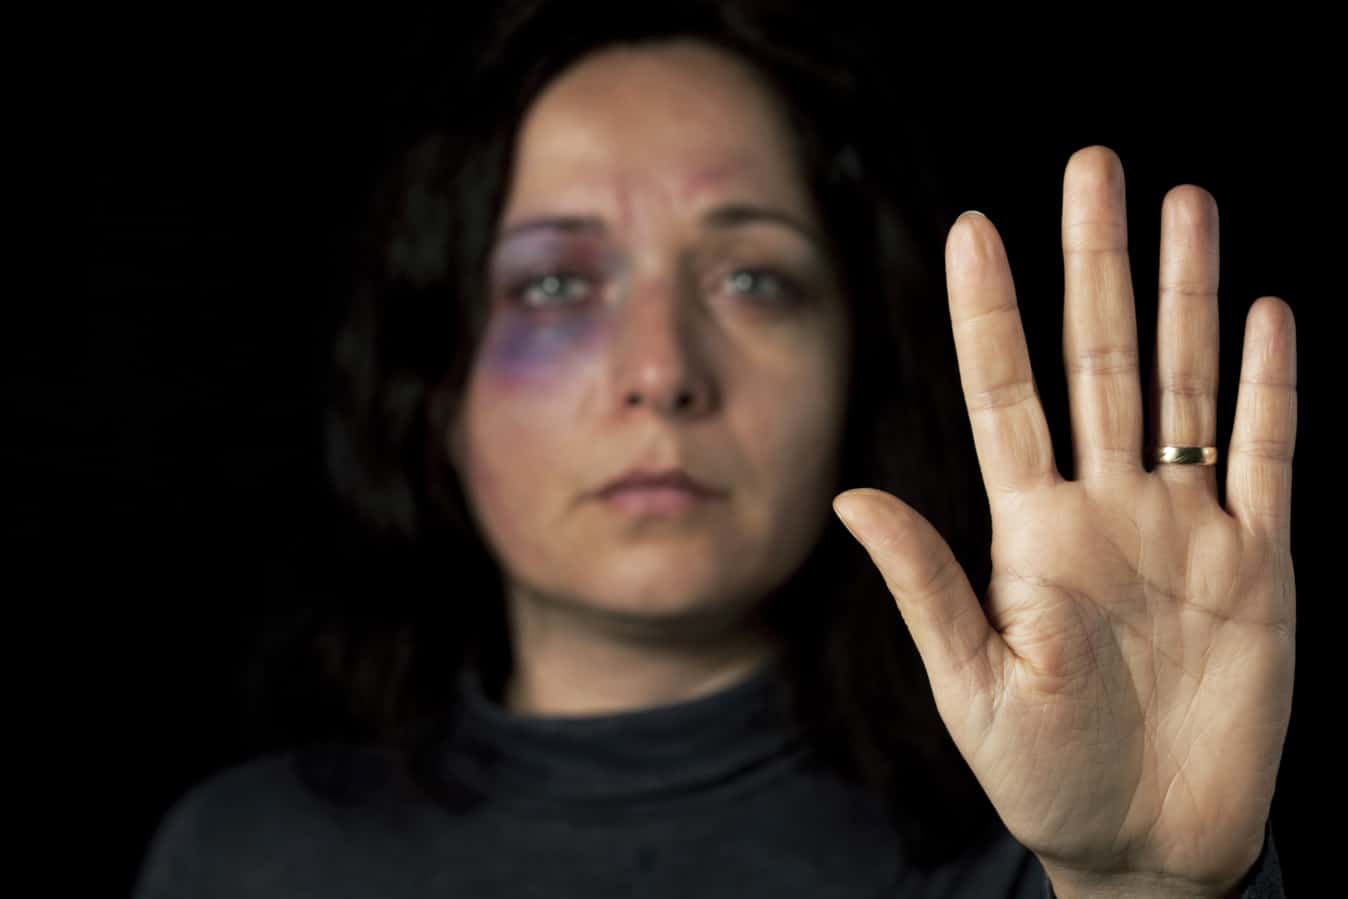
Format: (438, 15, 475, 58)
(570, 569, 760, 629)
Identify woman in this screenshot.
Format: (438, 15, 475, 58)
(134, 2, 1293, 896)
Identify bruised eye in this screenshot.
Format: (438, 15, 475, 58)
(509, 272, 594, 308)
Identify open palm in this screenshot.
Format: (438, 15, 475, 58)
(833, 146, 1296, 897)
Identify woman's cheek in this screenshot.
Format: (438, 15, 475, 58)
(478, 306, 608, 392)
(462, 311, 609, 570)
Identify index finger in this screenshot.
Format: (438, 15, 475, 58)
(946, 211, 1060, 500)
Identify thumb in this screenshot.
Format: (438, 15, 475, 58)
(833, 488, 997, 704)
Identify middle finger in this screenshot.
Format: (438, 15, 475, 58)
(1061, 146, 1145, 481)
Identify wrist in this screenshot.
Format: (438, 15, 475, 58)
(1041, 860, 1245, 899)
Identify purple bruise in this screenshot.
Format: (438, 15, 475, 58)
(481, 230, 624, 386)
(482, 308, 607, 387)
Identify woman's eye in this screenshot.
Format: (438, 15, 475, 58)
(511, 272, 593, 308)
(725, 268, 801, 303)
(507, 267, 802, 309)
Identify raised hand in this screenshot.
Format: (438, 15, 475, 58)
(832, 146, 1296, 899)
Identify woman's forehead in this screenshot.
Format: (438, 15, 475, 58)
(497, 167, 822, 256)
(504, 156, 787, 219)
(502, 42, 812, 226)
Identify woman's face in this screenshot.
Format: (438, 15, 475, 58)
(448, 39, 852, 632)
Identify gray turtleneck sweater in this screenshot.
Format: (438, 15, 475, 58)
(132, 657, 1284, 897)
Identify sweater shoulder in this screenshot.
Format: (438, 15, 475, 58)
(169, 743, 405, 829)
(131, 744, 412, 899)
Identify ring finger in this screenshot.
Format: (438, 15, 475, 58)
(1149, 184, 1221, 496)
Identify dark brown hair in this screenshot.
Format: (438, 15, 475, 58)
(283, 0, 999, 868)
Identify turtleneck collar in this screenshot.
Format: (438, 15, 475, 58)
(442, 653, 811, 805)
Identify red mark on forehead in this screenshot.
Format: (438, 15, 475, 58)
(680, 159, 752, 202)
(499, 157, 763, 239)
(608, 160, 748, 230)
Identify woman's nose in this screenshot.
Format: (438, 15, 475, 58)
(610, 273, 717, 418)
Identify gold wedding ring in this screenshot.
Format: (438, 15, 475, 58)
(1152, 446, 1219, 466)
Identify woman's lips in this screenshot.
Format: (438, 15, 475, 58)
(597, 467, 716, 496)
(598, 484, 716, 516)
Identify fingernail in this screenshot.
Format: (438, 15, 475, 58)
(833, 499, 865, 544)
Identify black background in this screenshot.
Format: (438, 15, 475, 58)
(55, 11, 1337, 896)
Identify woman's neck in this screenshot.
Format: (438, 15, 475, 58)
(499, 583, 783, 717)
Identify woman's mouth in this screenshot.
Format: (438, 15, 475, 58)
(598, 484, 717, 516)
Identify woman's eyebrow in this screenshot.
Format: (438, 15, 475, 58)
(496, 203, 823, 249)
(703, 204, 823, 248)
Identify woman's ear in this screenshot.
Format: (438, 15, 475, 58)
(448, 411, 465, 475)
(427, 378, 466, 476)
(445, 392, 468, 478)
